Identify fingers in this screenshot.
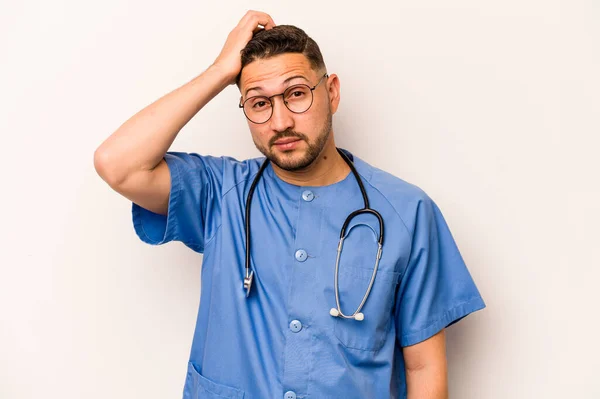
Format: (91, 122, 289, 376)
(241, 10, 276, 32)
(263, 14, 276, 30)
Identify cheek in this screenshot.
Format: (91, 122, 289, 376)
(249, 125, 270, 142)
(308, 98, 329, 122)
(301, 108, 326, 131)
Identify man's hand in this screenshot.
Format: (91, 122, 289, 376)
(212, 10, 276, 85)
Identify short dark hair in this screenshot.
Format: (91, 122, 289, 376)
(236, 25, 327, 87)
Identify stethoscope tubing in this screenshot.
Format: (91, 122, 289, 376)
(244, 148, 385, 321)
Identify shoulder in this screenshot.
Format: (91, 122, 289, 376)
(217, 154, 266, 194)
(165, 151, 266, 194)
(353, 154, 435, 235)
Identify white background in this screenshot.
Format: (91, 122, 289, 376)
(1, 0, 599, 398)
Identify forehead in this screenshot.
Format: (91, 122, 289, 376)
(240, 53, 316, 95)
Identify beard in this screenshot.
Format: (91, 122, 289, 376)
(252, 111, 333, 172)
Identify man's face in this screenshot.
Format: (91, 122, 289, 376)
(239, 53, 334, 171)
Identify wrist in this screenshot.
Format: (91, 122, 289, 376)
(207, 62, 238, 86)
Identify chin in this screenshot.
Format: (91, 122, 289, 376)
(270, 149, 313, 171)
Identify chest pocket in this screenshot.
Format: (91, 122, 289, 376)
(332, 265, 400, 351)
(329, 222, 401, 351)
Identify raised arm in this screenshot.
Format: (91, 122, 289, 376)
(93, 10, 276, 215)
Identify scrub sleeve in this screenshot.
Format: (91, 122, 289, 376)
(131, 152, 224, 254)
(395, 195, 486, 347)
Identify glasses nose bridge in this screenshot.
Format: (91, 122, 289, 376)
(268, 92, 292, 118)
(268, 92, 287, 108)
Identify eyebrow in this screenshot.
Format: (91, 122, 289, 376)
(244, 75, 309, 98)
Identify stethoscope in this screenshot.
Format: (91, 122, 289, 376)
(243, 148, 384, 321)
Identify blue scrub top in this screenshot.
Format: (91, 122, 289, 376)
(132, 148, 485, 399)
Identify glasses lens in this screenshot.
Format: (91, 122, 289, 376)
(283, 85, 313, 113)
(243, 96, 272, 124)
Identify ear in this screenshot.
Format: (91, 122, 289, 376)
(326, 74, 341, 114)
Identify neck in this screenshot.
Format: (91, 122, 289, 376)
(271, 138, 351, 187)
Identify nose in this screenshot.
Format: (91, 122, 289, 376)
(269, 95, 294, 133)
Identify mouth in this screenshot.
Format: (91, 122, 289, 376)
(273, 137, 302, 150)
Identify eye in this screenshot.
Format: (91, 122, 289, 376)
(285, 86, 309, 100)
(249, 98, 271, 110)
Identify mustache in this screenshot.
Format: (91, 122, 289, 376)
(269, 130, 308, 147)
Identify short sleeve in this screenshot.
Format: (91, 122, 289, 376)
(395, 195, 486, 347)
(131, 152, 224, 253)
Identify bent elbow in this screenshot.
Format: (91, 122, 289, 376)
(94, 147, 126, 187)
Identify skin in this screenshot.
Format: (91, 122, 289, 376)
(238, 53, 350, 186)
(404, 329, 449, 398)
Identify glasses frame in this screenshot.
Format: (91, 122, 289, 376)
(239, 73, 329, 124)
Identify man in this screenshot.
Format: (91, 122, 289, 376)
(94, 10, 485, 399)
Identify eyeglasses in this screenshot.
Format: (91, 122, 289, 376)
(239, 73, 329, 124)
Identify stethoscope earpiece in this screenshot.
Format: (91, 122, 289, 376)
(329, 308, 365, 321)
